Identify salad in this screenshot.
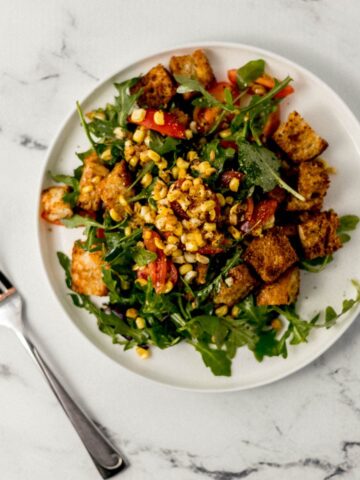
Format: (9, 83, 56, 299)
(41, 49, 360, 376)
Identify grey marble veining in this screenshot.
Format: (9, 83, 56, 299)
(1, 0, 360, 479)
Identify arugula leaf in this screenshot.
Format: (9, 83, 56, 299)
(337, 215, 359, 243)
(300, 255, 334, 273)
(201, 139, 235, 179)
(235, 59, 265, 90)
(57, 251, 72, 289)
(192, 341, 231, 376)
(114, 78, 142, 127)
(175, 74, 233, 112)
(132, 247, 157, 266)
(127, 161, 154, 191)
(149, 131, 181, 155)
(61, 214, 104, 229)
(254, 329, 289, 361)
(195, 249, 242, 303)
(237, 141, 305, 201)
(76, 101, 97, 150)
(141, 280, 178, 319)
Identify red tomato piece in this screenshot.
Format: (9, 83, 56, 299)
(128, 109, 186, 139)
(241, 199, 278, 233)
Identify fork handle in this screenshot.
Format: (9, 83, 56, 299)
(16, 332, 125, 478)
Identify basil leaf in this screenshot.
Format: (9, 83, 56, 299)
(236, 59, 265, 90)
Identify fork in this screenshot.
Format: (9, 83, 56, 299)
(0, 270, 125, 478)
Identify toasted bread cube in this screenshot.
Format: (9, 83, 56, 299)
(273, 111, 328, 163)
(287, 160, 330, 211)
(213, 264, 257, 307)
(77, 152, 109, 212)
(244, 229, 298, 283)
(97, 160, 134, 219)
(71, 242, 108, 296)
(196, 263, 208, 285)
(130, 64, 176, 108)
(169, 49, 215, 98)
(256, 266, 300, 306)
(298, 211, 342, 259)
(41, 186, 73, 224)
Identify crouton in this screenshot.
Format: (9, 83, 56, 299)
(77, 152, 109, 212)
(130, 64, 176, 108)
(97, 160, 134, 219)
(71, 242, 108, 296)
(169, 49, 215, 99)
(273, 111, 328, 163)
(256, 266, 300, 306)
(213, 264, 257, 307)
(287, 160, 330, 211)
(41, 186, 73, 224)
(196, 263, 208, 285)
(244, 229, 298, 283)
(298, 210, 342, 259)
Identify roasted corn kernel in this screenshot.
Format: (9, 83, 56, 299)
(136, 346, 150, 359)
(131, 108, 146, 123)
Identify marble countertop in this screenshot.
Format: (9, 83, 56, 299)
(1, 0, 360, 478)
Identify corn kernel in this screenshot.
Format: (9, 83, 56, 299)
(136, 346, 150, 359)
(140, 151, 149, 163)
(126, 308, 138, 319)
(131, 108, 146, 123)
(226, 196, 234, 205)
(184, 253, 196, 263)
(133, 127, 146, 144)
(136, 278, 148, 287)
(193, 177, 202, 186)
(228, 226, 242, 240)
(190, 121, 197, 133)
(109, 208, 122, 222)
(81, 185, 93, 194)
(114, 126, 126, 139)
(147, 149, 161, 162)
(141, 172, 153, 188)
(91, 175, 101, 184)
(164, 244, 177, 256)
(229, 213, 238, 225)
(209, 210, 217, 221)
(154, 110, 165, 125)
(164, 235, 177, 245)
(124, 226, 132, 237)
(229, 177, 240, 192)
(178, 167, 187, 179)
(185, 242, 198, 252)
(209, 150, 216, 161)
(135, 316, 146, 329)
(219, 128, 232, 139)
(195, 253, 209, 264)
(118, 194, 128, 207)
(216, 193, 226, 207)
(187, 151, 198, 161)
(129, 156, 139, 168)
(204, 222, 216, 232)
(157, 159, 168, 170)
(172, 255, 185, 264)
(101, 148, 112, 161)
(215, 305, 228, 317)
(176, 157, 189, 169)
(272, 318, 283, 331)
(179, 263, 193, 275)
(154, 237, 164, 250)
(171, 166, 179, 179)
(173, 223, 183, 236)
(231, 306, 240, 317)
(163, 280, 174, 293)
(184, 270, 197, 283)
(225, 277, 234, 287)
(185, 129, 193, 139)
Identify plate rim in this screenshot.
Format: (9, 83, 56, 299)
(35, 40, 360, 393)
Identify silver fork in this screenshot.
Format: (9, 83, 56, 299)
(0, 270, 125, 478)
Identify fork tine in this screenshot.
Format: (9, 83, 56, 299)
(0, 270, 13, 290)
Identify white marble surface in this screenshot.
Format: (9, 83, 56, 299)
(1, 0, 360, 478)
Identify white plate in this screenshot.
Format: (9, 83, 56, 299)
(37, 42, 360, 392)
